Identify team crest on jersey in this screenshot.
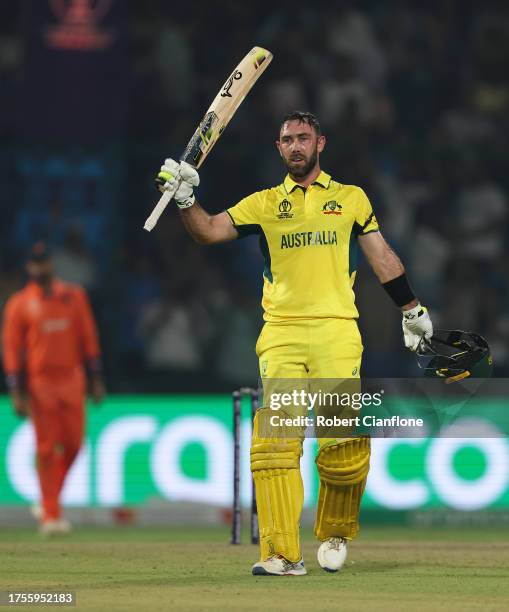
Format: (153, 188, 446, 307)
(277, 199, 293, 219)
(322, 201, 342, 215)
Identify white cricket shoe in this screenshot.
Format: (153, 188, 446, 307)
(317, 537, 348, 572)
(252, 555, 307, 576)
(39, 519, 72, 536)
(30, 504, 42, 521)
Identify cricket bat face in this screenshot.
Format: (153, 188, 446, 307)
(180, 47, 273, 168)
(144, 46, 272, 232)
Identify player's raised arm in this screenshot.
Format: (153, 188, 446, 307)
(144, 47, 272, 232)
(358, 230, 433, 351)
(156, 159, 238, 245)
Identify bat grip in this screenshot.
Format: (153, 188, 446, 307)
(143, 174, 182, 232)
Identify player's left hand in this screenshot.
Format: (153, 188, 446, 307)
(156, 158, 180, 194)
(175, 161, 200, 208)
(155, 159, 199, 209)
(11, 392, 30, 418)
(402, 303, 433, 351)
(90, 375, 106, 405)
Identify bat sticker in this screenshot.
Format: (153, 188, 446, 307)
(220, 70, 242, 98)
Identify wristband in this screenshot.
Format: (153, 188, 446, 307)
(382, 273, 416, 308)
(86, 357, 103, 375)
(6, 373, 19, 391)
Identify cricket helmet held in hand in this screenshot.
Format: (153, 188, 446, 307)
(417, 329, 493, 382)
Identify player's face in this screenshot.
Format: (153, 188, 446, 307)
(277, 121, 325, 178)
(26, 260, 53, 285)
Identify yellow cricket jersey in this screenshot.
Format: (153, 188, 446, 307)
(226, 170, 379, 322)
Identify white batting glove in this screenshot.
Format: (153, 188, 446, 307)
(156, 158, 179, 193)
(175, 161, 200, 209)
(156, 159, 200, 209)
(402, 303, 433, 351)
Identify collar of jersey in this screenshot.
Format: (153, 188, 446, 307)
(27, 279, 63, 297)
(284, 170, 331, 194)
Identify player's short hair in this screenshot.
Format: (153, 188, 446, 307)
(280, 111, 321, 135)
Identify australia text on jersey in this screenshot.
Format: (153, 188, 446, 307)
(280, 230, 338, 249)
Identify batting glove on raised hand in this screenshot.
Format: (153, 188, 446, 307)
(155, 159, 200, 209)
(402, 303, 433, 351)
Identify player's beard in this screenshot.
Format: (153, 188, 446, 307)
(284, 147, 319, 179)
(29, 271, 53, 286)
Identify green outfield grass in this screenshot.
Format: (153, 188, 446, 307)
(1, 526, 508, 611)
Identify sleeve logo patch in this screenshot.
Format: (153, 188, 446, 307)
(261, 360, 269, 377)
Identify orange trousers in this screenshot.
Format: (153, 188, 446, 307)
(29, 370, 85, 522)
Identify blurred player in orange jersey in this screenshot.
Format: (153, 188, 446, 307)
(2, 242, 105, 535)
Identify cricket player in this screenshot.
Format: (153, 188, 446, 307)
(2, 243, 105, 535)
(156, 111, 433, 575)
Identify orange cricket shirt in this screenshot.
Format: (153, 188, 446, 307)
(2, 279, 101, 381)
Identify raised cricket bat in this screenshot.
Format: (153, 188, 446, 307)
(143, 46, 273, 231)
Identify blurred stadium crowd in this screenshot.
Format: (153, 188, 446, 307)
(0, 0, 508, 390)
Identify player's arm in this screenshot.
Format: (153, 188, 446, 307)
(156, 159, 238, 245)
(1, 296, 29, 417)
(180, 202, 238, 245)
(359, 231, 433, 351)
(358, 231, 411, 296)
(75, 288, 106, 404)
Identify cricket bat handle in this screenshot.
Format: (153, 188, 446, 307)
(143, 176, 181, 232)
